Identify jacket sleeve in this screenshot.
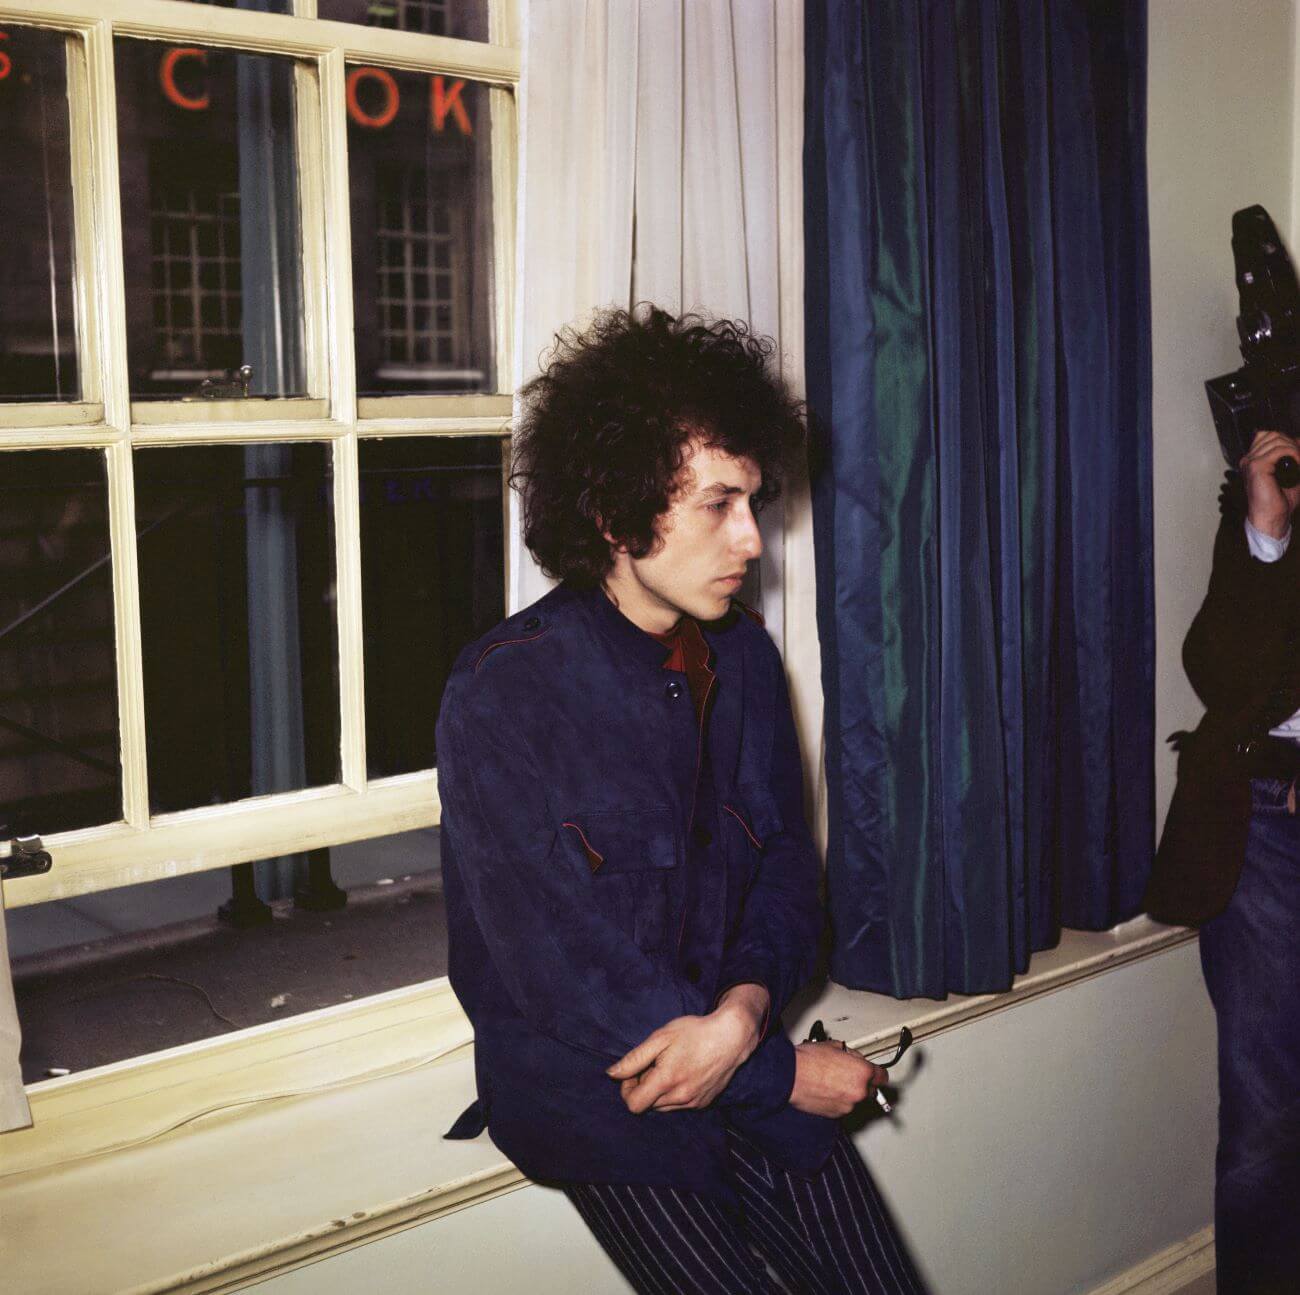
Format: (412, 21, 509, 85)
(1183, 515, 1300, 714)
(714, 640, 825, 1023)
(437, 692, 711, 1062)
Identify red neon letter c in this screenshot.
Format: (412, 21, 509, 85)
(160, 48, 209, 111)
(346, 66, 399, 130)
(0, 32, 12, 83)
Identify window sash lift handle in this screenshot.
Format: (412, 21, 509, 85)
(1, 834, 53, 881)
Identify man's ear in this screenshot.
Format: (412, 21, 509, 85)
(596, 515, 627, 555)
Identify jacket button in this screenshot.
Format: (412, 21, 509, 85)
(692, 824, 711, 846)
(522, 616, 541, 631)
(665, 680, 684, 700)
(684, 961, 702, 984)
(1236, 739, 1259, 758)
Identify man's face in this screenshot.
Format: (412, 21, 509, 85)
(604, 439, 764, 634)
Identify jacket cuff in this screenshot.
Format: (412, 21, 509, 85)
(715, 953, 780, 1029)
(715, 1030, 796, 1114)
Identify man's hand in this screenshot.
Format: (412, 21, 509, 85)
(790, 1041, 888, 1119)
(607, 984, 769, 1113)
(1241, 429, 1300, 539)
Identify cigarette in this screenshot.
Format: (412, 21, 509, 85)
(874, 1088, 893, 1115)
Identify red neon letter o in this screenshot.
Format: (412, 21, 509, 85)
(0, 32, 12, 83)
(346, 67, 399, 130)
(160, 48, 209, 112)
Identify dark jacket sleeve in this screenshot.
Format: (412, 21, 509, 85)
(437, 693, 710, 1062)
(714, 639, 824, 1022)
(1183, 516, 1300, 715)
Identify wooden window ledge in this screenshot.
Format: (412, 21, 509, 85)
(0, 916, 1194, 1294)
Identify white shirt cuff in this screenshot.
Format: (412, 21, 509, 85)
(1245, 519, 1291, 563)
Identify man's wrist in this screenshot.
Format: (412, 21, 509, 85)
(713, 983, 770, 1056)
(1245, 514, 1292, 557)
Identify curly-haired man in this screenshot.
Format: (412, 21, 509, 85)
(437, 307, 924, 1294)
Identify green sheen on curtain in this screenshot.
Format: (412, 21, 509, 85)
(804, 0, 1154, 998)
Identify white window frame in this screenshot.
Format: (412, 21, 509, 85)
(0, 0, 518, 915)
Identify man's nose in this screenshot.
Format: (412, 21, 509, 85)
(735, 508, 763, 560)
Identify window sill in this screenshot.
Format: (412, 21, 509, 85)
(0, 916, 1194, 1294)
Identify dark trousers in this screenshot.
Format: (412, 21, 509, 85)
(562, 1128, 925, 1294)
(1199, 780, 1300, 1295)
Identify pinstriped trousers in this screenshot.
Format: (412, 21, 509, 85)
(563, 1129, 926, 1294)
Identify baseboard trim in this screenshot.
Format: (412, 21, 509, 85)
(1086, 1227, 1214, 1295)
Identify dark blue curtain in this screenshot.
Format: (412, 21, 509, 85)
(804, 0, 1153, 998)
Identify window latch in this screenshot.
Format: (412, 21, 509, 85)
(1, 835, 53, 881)
(185, 364, 253, 401)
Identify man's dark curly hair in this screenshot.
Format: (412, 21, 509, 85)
(511, 305, 805, 587)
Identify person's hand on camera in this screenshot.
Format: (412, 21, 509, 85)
(790, 1041, 888, 1119)
(1240, 430, 1300, 539)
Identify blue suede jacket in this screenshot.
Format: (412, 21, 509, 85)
(436, 580, 838, 1194)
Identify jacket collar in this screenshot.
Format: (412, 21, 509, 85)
(571, 580, 737, 672)
(571, 581, 675, 669)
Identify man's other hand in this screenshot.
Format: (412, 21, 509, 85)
(790, 1041, 888, 1119)
(607, 985, 768, 1113)
(1241, 429, 1300, 539)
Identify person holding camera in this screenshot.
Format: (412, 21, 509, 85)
(1147, 429, 1300, 1294)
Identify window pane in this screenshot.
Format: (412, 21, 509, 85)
(0, 451, 120, 836)
(11, 826, 445, 1077)
(115, 40, 307, 401)
(189, 1, 292, 13)
(317, 0, 489, 41)
(359, 436, 503, 776)
(0, 26, 80, 402)
(134, 444, 339, 812)
(348, 70, 496, 396)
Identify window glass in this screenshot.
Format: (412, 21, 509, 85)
(0, 26, 80, 402)
(359, 436, 504, 776)
(347, 69, 496, 396)
(317, 0, 489, 42)
(0, 450, 120, 837)
(115, 39, 308, 401)
(10, 825, 444, 1078)
(190, 1, 292, 13)
(133, 444, 339, 812)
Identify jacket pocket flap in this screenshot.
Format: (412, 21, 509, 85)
(563, 808, 678, 874)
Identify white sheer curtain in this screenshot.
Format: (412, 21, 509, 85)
(1, 875, 33, 1132)
(511, 0, 801, 650)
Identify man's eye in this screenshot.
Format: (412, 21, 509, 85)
(708, 500, 730, 513)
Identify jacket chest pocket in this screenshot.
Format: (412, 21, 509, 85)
(563, 807, 680, 954)
(721, 784, 783, 895)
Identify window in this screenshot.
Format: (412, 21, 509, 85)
(375, 164, 465, 378)
(0, 25, 87, 412)
(148, 171, 243, 381)
(0, 0, 518, 1076)
(317, 0, 489, 43)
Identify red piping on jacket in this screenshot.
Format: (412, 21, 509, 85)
(562, 821, 605, 872)
(474, 628, 550, 672)
(722, 803, 762, 851)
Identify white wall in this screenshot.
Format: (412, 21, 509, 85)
(1149, 0, 1297, 823)
(253, 4, 1296, 1292)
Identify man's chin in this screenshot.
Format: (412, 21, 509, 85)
(691, 591, 735, 623)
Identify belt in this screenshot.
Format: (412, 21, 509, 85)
(1235, 734, 1300, 781)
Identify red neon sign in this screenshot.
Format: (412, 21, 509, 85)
(150, 50, 472, 136)
(431, 77, 471, 135)
(160, 47, 209, 111)
(346, 66, 400, 130)
(0, 32, 11, 83)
